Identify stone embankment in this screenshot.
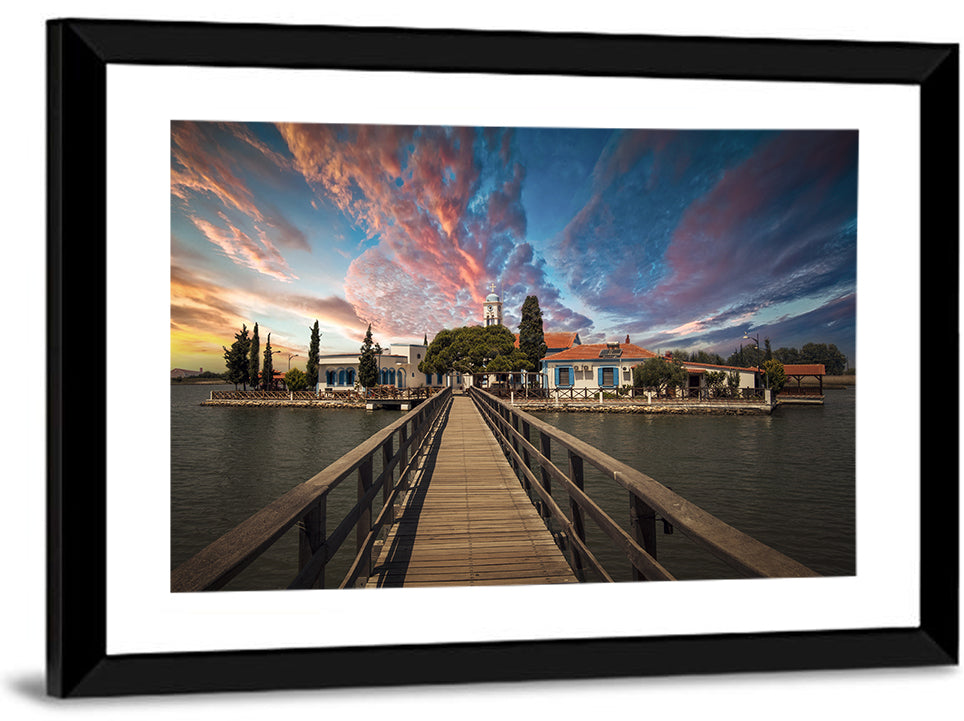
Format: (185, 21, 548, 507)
(201, 399, 366, 408)
(510, 402, 771, 415)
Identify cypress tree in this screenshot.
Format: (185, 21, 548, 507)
(518, 295, 547, 370)
(248, 323, 260, 389)
(262, 333, 274, 390)
(358, 324, 382, 390)
(222, 324, 251, 390)
(306, 320, 321, 387)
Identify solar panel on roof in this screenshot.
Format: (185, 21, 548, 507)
(598, 348, 623, 358)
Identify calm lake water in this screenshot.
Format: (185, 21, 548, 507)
(171, 384, 854, 589)
(529, 391, 855, 580)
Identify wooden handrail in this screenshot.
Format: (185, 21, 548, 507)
(468, 387, 817, 580)
(171, 387, 453, 592)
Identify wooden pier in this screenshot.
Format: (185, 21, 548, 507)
(366, 395, 576, 587)
(172, 385, 816, 594)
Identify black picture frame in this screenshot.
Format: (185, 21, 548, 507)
(47, 18, 958, 698)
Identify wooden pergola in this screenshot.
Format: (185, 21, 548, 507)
(780, 364, 826, 396)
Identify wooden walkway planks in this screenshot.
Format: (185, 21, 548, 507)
(365, 394, 577, 588)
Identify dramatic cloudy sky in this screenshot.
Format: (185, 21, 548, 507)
(171, 122, 857, 372)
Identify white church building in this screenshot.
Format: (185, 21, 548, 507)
(316, 343, 458, 392)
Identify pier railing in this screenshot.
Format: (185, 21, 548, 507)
(172, 387, 453, 592)
(468, 386, 817, 581)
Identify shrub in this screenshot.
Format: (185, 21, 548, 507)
(284, 367, 309, 391)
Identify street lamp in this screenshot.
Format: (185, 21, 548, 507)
(286, 353, 299, 370)
(743, 331, 768, 391)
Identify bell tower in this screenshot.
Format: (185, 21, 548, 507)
(483, 283, 503, 327)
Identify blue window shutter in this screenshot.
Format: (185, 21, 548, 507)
(554, 366, 560, 387)
(598, 367, 604, 387)
(599, 366, 618, 387)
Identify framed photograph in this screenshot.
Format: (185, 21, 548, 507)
(48, 19, 957, 697)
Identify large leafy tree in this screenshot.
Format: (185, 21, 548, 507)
(247, 322, 260, 389)
(670, 348, 726, 365)
(518, 295, 547, 370)
(773, 346, 801, 364)
(262, 333, 275, 390)
(358, 324, 382, 390)
(632, 356, 687, 396)
(222, 324, 251, 390)
(305, 320, 321, 387)
(726, 344, 765, 369)
(484, 349, 534, 373)
(419, 325, 528, 376)
(800, 342, 848, 375)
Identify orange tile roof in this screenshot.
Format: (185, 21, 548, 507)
(782, 364, 826, 376)
(544, 332, 579, 349)
(513, 331, 580, 350)
(545, 343, 657, 362)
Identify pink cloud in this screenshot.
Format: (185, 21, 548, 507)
(278, 122, 588, 337)
(172, 121, 310, 272)
(190, 213, 298, 283)
(172, 121, 265, 222)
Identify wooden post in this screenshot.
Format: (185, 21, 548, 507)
(382, 437, 394, 507)
(568, 450, 587, 581)
(630, 494, 657, 581)
(298, 496, 326, 589)
(539, 433, 552, 523)
(521, 420, 532, 497)
(357, 457, 373, 581)
(510, 413, 520, 476)
(399, 423, 409, 481)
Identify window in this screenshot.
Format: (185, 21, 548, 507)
(557, 366, 572, 387)
(601, 367, 615, 387)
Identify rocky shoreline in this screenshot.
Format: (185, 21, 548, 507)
(513, 402, 771, 415)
